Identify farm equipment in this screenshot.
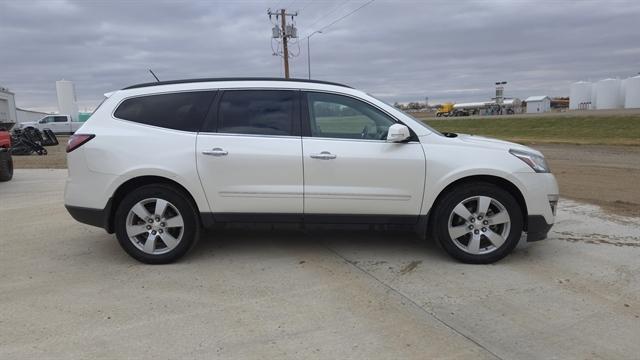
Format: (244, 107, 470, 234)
(435, 102, 470, 117)
(9, 127, 58, 156)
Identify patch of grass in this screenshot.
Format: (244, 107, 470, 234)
(424, 115, 640, 145)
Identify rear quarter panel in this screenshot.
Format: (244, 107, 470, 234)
(75, 116, 210, 213)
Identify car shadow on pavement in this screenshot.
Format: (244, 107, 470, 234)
(185, 224, 452, 264)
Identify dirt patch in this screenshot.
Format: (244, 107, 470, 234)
(555, 231, 640, 247)
(536, 144, 640, 217)
(12, 136, 68, 169)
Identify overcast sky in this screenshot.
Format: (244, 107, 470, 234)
(1, 0, 639, 112)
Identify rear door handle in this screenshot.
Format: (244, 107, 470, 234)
(310, 151, 337, 160)
(202, 147, 228, 156)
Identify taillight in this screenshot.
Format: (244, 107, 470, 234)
(66, 134, 95, 153)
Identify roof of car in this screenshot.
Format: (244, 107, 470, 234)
(122, 77, 353, 90)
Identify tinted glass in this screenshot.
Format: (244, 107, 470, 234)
(306, 92, 395, 140)
(114, 91, 214, 131)
(54, 116, 67, 122)
(218, 90, 294, 136)
(40, 117, 53, 123)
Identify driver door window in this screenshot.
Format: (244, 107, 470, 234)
(305, 92, 395, 140)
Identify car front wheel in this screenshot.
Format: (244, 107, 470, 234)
(114, 184, 199, 264)
(432, 183, 523, 264)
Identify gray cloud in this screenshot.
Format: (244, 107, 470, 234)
(1, 0, 639, 111)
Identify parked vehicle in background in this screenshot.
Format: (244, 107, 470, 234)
(64, 78, 559, 264)
(0, 127, 13, 181)
(16, 114, 82, 134)
(436, 102, 469, 117)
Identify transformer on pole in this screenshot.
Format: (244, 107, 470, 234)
(268, 9, 298, 79)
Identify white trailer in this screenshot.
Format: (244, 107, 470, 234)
(0, 86, 18, 128)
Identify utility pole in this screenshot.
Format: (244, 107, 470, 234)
(268, 9, 298, 79)
(280, 9, 290, 78)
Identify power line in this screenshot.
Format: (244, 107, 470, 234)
(315, 0, 374, 34)
(298, 0, 314, 13)
(306, 0, 352, 30)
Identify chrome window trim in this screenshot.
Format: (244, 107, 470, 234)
(301, 136, 420, 144)
(196, 132, 301, 140)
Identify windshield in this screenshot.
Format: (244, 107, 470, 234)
(366, 93, 443, 136)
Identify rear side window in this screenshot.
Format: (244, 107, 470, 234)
(217, 90, 295, 136)
(114, 91, 215, 131)
(54, 116, 68, 122)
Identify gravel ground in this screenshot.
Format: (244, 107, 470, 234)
(1, 170, 639, 359)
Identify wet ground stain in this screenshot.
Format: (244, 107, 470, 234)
(399, 260, 422, 275)
(555, 231, 640, 247)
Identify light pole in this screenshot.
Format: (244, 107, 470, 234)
(306, 30, 322, 80)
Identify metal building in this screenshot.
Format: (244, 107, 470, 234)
(0, 86, 17, 128)
(594, 78, 623, 109)
(624, 75, 640, 109)
(525, 96, 551, 113)
(17, 108, 50, 123)
(569, 81, 593, 110)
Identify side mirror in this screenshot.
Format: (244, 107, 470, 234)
(386, 124, 410, 142)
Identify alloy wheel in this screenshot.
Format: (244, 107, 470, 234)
(447, 195, 511, 255)
(125, 198, 185, 255)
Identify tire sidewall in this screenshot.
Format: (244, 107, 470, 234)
(433, 183, 523, 264)
(0, 150, 13, 182)
(114, 184, 199, 264)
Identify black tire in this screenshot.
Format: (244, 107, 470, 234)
(0, 150, 13, 182)
(114, 184, 200, 264)
(431, 182, 523, 264)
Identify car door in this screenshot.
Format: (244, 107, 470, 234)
(37, 116, 53, 130)
(301, 91, 426, 222)
(52, 116, 69, 133)
(196, 89, 304, 219)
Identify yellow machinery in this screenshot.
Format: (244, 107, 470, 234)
(436, 102, 471, 117)
(436, 102, 455, 117)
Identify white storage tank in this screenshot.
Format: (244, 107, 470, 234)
(624, 75, 640, 109)
(56, 80, 79, 121)
(569, 81, 593, 110)
(594, 78, 623, 109)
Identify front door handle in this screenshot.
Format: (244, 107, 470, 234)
(310, 151, 337, 160)
(202, 147, 228, 156)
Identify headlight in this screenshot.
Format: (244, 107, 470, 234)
(509, 149, 550, 173)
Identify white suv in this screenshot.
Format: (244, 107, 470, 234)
(65, 78, 558, 264)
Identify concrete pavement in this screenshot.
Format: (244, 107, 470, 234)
(1, 169, 639, 359)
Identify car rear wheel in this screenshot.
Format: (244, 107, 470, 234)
(432, 182, 523, 264)
(114, 184, 199, 264)
(0, 150, 13, 182)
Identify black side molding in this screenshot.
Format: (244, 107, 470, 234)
(207, 213, 419, 225)
(526, 215, 553, 242)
